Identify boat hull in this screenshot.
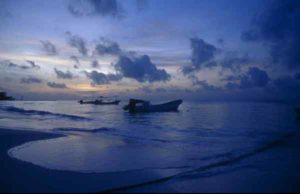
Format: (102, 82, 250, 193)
(79, 100, 120, 105)
(128, 100, 182, 113)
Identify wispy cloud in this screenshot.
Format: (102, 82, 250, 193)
(47, 82, 68, 89)
(40, 40, 57, 55)
(66, 32, 88, 56)
(54, 68, 74, 79)
(21, 77, 43, 84)
(26, 60, 40, 69)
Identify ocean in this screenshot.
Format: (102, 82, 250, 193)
(0, 100, 299, 192)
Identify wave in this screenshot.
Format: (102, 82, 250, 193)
(53, 127, 173, 143)
(53, 127, 112, 133)
(102, 132, 295, 192)
(0, 106, 90, 121)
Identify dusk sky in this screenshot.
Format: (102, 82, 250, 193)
(0, 0, 299, 101)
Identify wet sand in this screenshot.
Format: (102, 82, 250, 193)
(122, 127, 300, 193)
(1, 125, 300, 193)
(0, 128, 183, 193)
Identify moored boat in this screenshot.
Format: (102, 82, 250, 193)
(123, 99, 183, 113)
(78, 96, 120, 105)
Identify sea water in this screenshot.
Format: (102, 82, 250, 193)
(0, 100, 299, 189)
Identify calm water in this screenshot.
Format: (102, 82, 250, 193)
(0, 100, 298, 174)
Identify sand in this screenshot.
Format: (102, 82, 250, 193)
(0, 128, 184, 193)
(1, 125, 300, 193)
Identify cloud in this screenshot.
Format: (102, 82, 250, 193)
(47, 82, 67, 89)
(70, 56, 80, 69)
(219, 55, 250, 71)
(26, 60, 40, 69)
(0, 1, 12, 19)
(8, 62, 30, 69)
(136, 0, 148, 11)
(241, 67, 270, 88)
(273, 73, 300, 90)
(182, 38, 218, 74)
(193, 80, 218, 91)
(84, 70, 122, 85)
(1, 60, 39, 70)
(271, 74, 300, 101)
(21, 77, 43, 84)
(242, 0, 300, 69)
(137, 86, 167, 93)
(114, 55, 170, 83)
(221, 75, 241, 82)
(40, 40, 57, 55)
(91, 60, 99, 68)
(93, 38, 135, 57)
(94, 40, 122, 56)
(66, 32, 88, 56)
(54, 68, 74, 79)
(68, 0, 124, 18)
(186, 73, 218, 91)
(225, 67, 270, 89)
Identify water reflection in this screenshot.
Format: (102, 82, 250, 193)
(1, 101, 298, 173)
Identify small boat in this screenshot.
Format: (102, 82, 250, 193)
(123, 99, 183, 113)
(78, 96, 120, 105)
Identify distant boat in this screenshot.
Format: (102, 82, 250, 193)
(123, 99, 183, 113)
(78, 96, 120, 105)
(0, 92, 14, 101)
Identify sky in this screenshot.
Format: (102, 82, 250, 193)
(0, 0, 299, 102)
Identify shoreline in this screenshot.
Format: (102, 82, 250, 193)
(1, 124, 300, 193)
(0, 128, 185, 193)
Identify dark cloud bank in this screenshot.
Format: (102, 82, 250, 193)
(68, 0, 123, 18)
(84, 71, 122, 85)
(84, 39, 171, 85)
(224, 67, 270, 89)
(85, 53, 171, 86)
(114, 55, 170, 83)
(242, 0, 300, 69)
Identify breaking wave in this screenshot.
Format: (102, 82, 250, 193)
(53, 127, 112, 133)
(0, 106, 90, 121)
(103, 132, 295, 192)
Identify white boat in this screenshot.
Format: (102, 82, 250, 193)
(123, 99, 183, 113)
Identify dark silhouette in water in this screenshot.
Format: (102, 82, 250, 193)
(0, 92, 14, 101)
(123, 99, 183, 113)
(296, 108, 300, 121)
(78, 96, 120, 105)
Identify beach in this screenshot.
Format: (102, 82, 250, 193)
(1, 101, 300, 192)
(1, 125, 300, 193)
(0, 128, 188, 193)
